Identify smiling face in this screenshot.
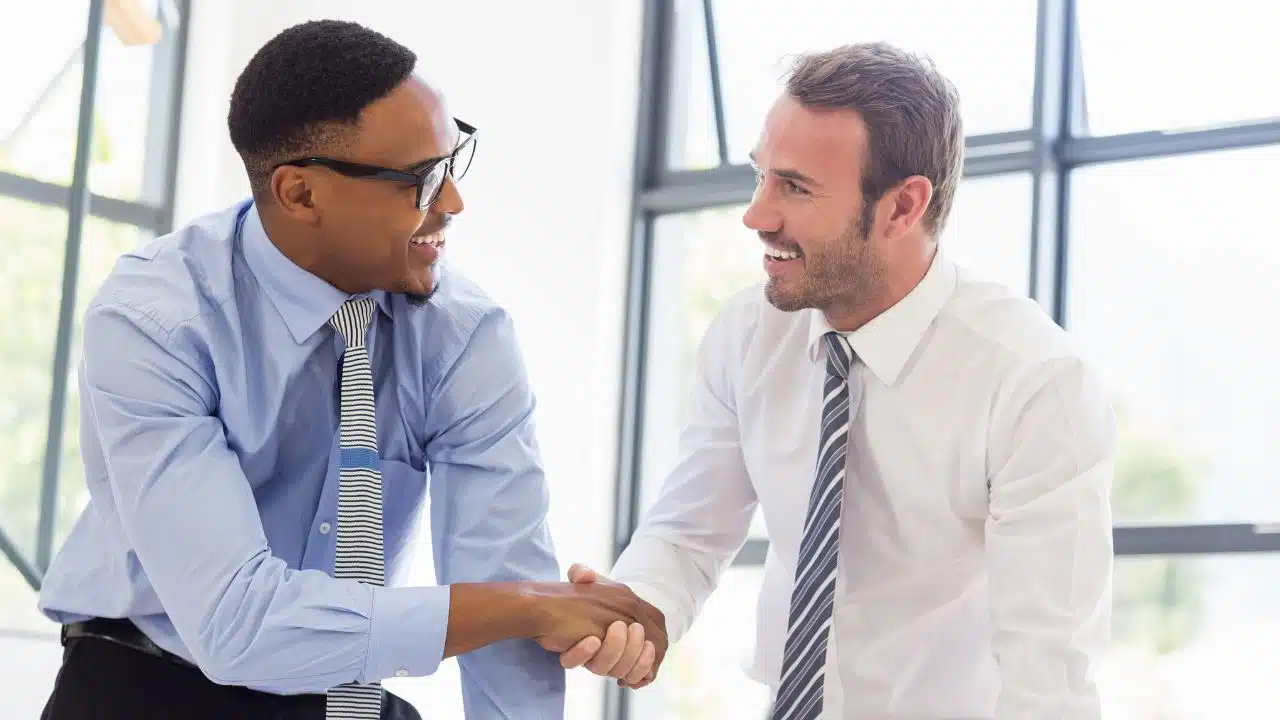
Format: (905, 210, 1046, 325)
(744, 92, 936, 329)
(745, 94, 886, 317)
(269, 76, 464, 302)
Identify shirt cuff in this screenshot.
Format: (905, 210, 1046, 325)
(621, 580, 686, 643)
(364, 585, 451, 683)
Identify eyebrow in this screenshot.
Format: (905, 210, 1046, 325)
(401, 154, 450, 174)
(401, 130, 466, 173)
(748, 151, 820, 189)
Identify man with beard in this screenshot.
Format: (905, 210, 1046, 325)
(561, 42, 1115, 719)
(37, 19, 666, 720)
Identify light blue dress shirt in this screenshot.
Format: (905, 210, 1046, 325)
(38, 200, 565, 717)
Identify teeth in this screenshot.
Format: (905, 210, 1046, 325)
(411, 234, 443, 247)
(765, 247, 800, 260)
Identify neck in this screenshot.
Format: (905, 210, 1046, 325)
(824, 242, 936, 332)
(259, 205, 349, 292)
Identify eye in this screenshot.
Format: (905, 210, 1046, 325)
(783, 179, 810, 196)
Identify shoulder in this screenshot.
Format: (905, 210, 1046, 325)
(701, 281, 807, 351)
(942, 268, 1111, 428)
(87, 203, 245, 338)
(940, 267, 1085, 372)
(389, 264, 523, 372)
(693, 281, 814, 391)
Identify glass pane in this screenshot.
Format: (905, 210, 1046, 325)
(708, 0, 1038, 164)
(0, 552, 63, 718)
(629, 566, 771, 718)
(0, 0, 170, 202)
(53, 219, 152, 546)
(89, 0, 166, 202)
(0, 0, 91, 186)
(1067, 147, 1280, 524)
(1077, 2, 1280, 135)
(666, 0, 720, 170)
(941, 173, 1032, 297)
(0, 198, 71, 561)
(1099, 554, 1280, 718)
(640, 207, 758, 514)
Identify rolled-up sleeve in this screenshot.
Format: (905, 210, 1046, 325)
(425, 309, 565, 718)
(83, 303, 449, 693)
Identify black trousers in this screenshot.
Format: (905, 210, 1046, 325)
(41, 634, 423, 720)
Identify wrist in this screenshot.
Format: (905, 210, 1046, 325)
(444, 581, 544, 658)
(511, 580, 548, 638)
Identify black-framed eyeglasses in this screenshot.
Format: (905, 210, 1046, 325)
(276, 118, 477, 210)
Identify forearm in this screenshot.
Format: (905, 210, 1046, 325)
(443, 582, 537, 658)
(611, 531, 727, 643)
(179, 556, 450, 693)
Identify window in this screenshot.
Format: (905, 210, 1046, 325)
(638, 208, 757, 513)
(0, 554, 63, 719)
(1067, 147, 1280, 525)
(940, 173, 1033, 297)
(665, 0, 719, 171)
(667, 0, 1039, 170)
(1075, 1, 1280, 136)
(0, 199, 71, 561)
(0, 0, 189, 623)
(1100, 555, 1280, 717)
(618, 2, 1280, 718)
(0, 0, 91, 187)
(628, 567, 770, 719)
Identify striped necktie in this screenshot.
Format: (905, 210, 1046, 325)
(326, 297, 385, 720)
(772, 332, 860, 720)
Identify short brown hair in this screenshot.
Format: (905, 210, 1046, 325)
(785, 42, 964, 235)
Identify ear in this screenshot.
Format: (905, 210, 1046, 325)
(270, 166, 322, 225)
(880, 175, 933, 241)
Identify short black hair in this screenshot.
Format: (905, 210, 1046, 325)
(227, 20, 417, 198)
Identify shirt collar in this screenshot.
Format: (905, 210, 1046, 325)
(806, 248, 957, 386)
(239, 201, 392, 344)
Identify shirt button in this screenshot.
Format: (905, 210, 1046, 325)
(318, 522, 332, 535)
(395, 667, 409, 677)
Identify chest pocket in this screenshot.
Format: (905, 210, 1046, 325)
(379, 458, 429, 574)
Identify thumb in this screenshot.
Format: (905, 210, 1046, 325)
(567, 563, 600, 584)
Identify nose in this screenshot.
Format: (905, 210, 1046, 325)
(742, 189, 780, 234)
(431, 175, 465, 215)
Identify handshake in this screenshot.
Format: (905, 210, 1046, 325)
(527, 564, 667, 689)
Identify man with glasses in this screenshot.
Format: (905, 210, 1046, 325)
(36, 19, 666, 720)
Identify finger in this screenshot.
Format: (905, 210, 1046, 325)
(567, 563, 599, 584)
(605, 623, 646, 679)
(585, 621, 628, 675)
(621, 640, 655, 686)
(559, 635, 601, 669)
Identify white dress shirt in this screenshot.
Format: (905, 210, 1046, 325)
(613, 249, 1115, 719)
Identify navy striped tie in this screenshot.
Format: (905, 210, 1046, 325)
(326, 297, 385, 720)
(772, 332, 859, 720)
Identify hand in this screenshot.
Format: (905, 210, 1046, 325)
(522, 567, 668, 684)
(558, 564, 663, 689)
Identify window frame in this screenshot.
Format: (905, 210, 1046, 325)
(0, 0, 193, 587)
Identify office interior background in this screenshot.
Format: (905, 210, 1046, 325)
(2, 0, 1278, 717)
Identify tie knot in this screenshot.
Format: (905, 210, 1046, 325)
(329, 297, 377, 348)
(823, 331, 853, 380)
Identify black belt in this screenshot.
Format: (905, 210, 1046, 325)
(62, 617, 199, 672)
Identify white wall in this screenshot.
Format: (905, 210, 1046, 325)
(9, 1, 640, 717)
